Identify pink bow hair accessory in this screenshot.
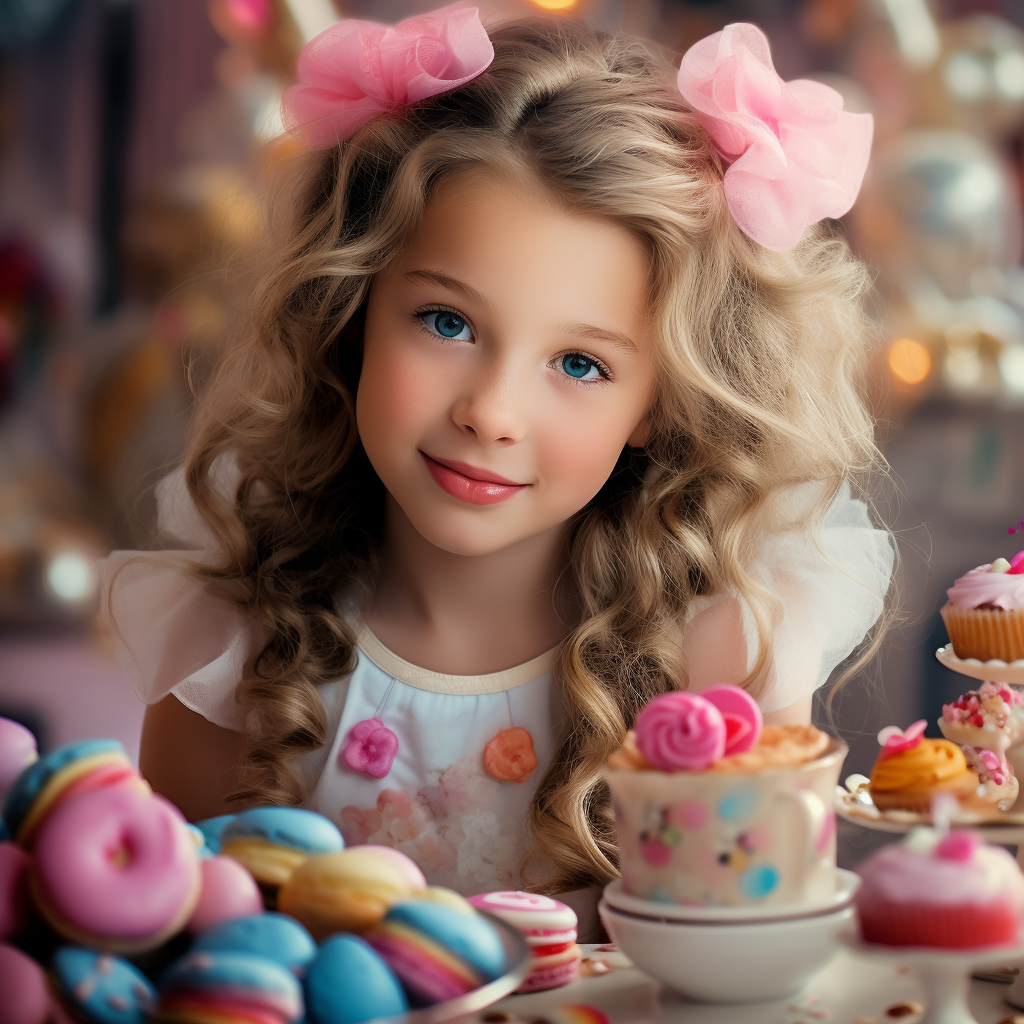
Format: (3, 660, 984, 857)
(677, 23, 873, 251)
(282, 3, 494, 150)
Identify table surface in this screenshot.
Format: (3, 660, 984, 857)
(474, 944, 1024, 1024)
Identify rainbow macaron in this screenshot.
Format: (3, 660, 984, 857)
(3, 739, 147, 846)
(51, 947, 157, 1024)
(219, 807, 344, 890)
(467, 891, 580, 992)
(365, 899, 506, 1004)
(156, 949, 304, 1024)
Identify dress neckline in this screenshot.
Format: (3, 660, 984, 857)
(353, 622, 560, 695)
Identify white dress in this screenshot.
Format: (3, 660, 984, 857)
(100, 465, 893, 900)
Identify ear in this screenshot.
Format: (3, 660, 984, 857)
(627, 414, 651, 448)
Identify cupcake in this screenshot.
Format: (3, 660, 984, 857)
(867, 720, 979, 813)
(855, 828, 1024, 948)
(939, 681, 1024, 754)
(603, 686, 844, 908)
(941, 553, 1024, 662)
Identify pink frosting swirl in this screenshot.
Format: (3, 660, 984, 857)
(634, 692, 726, 771)
(947, 565, 1024, 610)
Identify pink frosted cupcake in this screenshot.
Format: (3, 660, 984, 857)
(942, 554, 1024, 662)
(856, 829, 1024, 948)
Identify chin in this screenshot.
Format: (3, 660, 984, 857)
(409, 512, 528, 558)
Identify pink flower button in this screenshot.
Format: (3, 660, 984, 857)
(340, 718, 399, 779)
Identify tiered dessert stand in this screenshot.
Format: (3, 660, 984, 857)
(834, 644, 1024, 1023)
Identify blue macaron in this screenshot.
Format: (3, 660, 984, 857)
(52, 947, 157, 1024)
(385, 900, 506, 980)
(220, 806, 344, 855)
(193, 814, 236, 855)
(192, 913, 317, 974)
(304, 935, 408, 1024)
(160, 950, 303, 1022)
(2, 738, 126, 836)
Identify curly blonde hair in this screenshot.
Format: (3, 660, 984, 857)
(181, 17, 888, 893)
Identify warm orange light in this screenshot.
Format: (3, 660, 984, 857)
(888, 337, 931, 385)
(529, 0, 578, 9)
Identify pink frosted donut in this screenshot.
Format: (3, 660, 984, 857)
(0, 718, 37, 801)
(0, 842, 30, 939)
(30, 787, 201, 953)
(0, 943, 48, 1024)
(186, 856, 263, 935)
(359, 846, 427, 891)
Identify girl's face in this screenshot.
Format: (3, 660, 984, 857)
(357, 168, 656, 558)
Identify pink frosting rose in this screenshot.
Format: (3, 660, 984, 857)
(635, 692, 726, 771)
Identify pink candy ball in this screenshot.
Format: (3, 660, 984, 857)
(0, 844, 29, 940)
(358, 845, 427, 891)
(0, 720, 37, 800)
(186, 855, 263, 935)
(0, 944, 48, 1024)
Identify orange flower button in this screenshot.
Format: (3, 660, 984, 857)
(483, 727, 538, 783)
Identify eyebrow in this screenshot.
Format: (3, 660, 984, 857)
(403, 269, 639, 353)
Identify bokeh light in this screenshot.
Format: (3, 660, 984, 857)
(529, 0, 578, 9)
(888, 337, 932, 385)
(45, 552, 96, 604)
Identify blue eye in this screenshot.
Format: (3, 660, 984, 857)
(560, 353, 603, 381)
(419, 310, 472, 341)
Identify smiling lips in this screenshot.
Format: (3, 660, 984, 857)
(420, 452, 529, 505)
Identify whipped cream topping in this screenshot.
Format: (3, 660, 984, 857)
(947, 565, 1024, 610)
(857, 830, 1024, 905)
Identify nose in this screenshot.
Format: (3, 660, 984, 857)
(450, 355, 529, 445)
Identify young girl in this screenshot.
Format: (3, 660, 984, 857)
(101, 9, 893, 933)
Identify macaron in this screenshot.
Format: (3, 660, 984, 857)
(3, 738, 148, 846)
(192, 912, 316, 975)
(220, 807, 344, 889)
(157, 950, 303, 1024)
(467, 891, 579, 992)
(51, 947, 157, 1024)
(277, 848, 411, 938)
(365, 899, 506, 1004)
(186, 856, 263, 936)
(304, 934, 408, 1024)
(0, 943, 48, 1024)
(0, 718, 37, 804)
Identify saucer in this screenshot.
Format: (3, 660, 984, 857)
(602, 868, 860, 924)
(935, 644, 1024, 685)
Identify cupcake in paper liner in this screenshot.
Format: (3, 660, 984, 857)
(941, 554, 1024, 662)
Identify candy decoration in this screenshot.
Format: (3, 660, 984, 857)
(483, 727, 538, 783)
(634, 692, 726, 771)
(1009, 550, 1024, 574)
(876, 719, 927, 759)
(991, 557, 1011, 573)
(340, 718, 399, 779)
(700, 684, 763, 756)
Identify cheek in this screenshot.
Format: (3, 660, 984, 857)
(534, 403, 632, 500)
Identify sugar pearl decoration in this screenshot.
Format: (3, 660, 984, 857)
(991, 557, 1011, 573)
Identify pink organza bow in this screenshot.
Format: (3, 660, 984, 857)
(282, 3, 494, 150)
(677, 23, 873, 251)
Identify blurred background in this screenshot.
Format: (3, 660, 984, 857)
(0, 0, 1022, 858)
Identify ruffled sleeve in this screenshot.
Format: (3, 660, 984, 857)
(98, 460, 266, 732)
(684, 481, 894, 713)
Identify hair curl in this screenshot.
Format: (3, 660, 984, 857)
(181, 17, 890, 892)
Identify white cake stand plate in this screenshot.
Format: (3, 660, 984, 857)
(935, 644, 1024, 685)
(843, 936, 1024, 1024)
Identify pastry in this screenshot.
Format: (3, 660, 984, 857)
(0, 718, 37, 805)
(185, 857, 264, 936)
(219, 806, 344, 893)
(29, 786, 201, 953)
(364, 899, 506, 1003)
(468, 890, 579, 992)
(0, 943, 48, 1024)
(941, 554, 1024, 662)
(277, 848, 412, 937)
(855, 828, 1024, 947)
(192, 912, 317, 975)
(50, 948, 157, 1024)
(304, 934, 408, 1024)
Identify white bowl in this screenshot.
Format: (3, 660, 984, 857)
(602, 868, 860, 924)
(598, 899, 854, 1003)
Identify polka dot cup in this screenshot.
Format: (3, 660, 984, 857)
(603, 738, 847, 909)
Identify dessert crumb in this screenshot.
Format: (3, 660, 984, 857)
(885, 1003, 923, 1018)
(579, 958, 612, 977)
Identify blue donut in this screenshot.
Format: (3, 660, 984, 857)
(220, 806, 343, 855)
(52, 947, 157, 1024)
(194, 814, 236, 855)
(192, 912, 317, 973)
(305, 935, 408, 1024)
(2, 738, 125, 835)
(160, 950, 303, 1022)
(385, 900, 506, 980)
